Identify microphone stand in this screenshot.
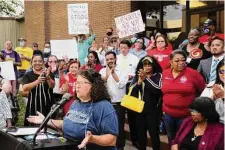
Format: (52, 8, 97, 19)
(32, 104, 61, 146)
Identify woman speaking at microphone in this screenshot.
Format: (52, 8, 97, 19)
(27, 69, 118, 150)
(22, 54, 55, 126)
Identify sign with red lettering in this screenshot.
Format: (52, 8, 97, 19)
(115, 10, 145, 38)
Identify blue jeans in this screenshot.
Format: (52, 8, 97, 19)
(163, 113, 184, 143)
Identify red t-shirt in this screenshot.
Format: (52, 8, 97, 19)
(81, 64, 103, 72)
(147, 47, 173, 70)
(199, 33, 224, 44)
(162, 67, 206, 118)
(60, 72, 77, 115)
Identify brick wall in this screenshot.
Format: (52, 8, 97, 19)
(24, 1, 131, 50)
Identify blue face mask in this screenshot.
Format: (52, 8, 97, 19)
(203, 27, 210, 34)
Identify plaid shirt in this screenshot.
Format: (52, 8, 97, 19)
(0, 91, 12, 129)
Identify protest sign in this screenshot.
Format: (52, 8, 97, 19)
(115, 10, 145, 38)
(50, 39, 78, 59)
(0, 61, 15, 80)
(68, 3, 89, 34)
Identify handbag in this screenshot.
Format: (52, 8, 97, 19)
(120, 83, 145, 113)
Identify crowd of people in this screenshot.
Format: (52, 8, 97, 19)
(0, 18, 224, 150)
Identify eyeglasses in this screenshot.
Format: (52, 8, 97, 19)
(136, 40, 143, 44)
(76, 81, 91, 85)
(156, 41, 165, 43)
(189, 109, 200, 114)
(219, 70, 224, 74)
(111, 40, 117, 43)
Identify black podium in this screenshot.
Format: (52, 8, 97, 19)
(0, 129, 80, 150)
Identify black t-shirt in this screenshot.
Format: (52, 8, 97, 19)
(22, 70, 54, 126)
(182, 43, 212, 70)
(180, 126, 202, 150)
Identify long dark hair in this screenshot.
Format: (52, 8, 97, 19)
(76, 69, 111, 102)
(215, 59, 224, 87)
(88, 51, 101, 64)
(131, 56, 162, 85)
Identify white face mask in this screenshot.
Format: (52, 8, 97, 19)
(44, 48, 51, 53)
(19, 41, 26, 47)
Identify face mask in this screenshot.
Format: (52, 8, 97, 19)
(131, 37, 137, 43)
(203, 27, 210, 34)
(44, 48, 51, 53)
(106, 32, 113, 36)
(108, 46, 114, 51)
(20, 42, 25, 47)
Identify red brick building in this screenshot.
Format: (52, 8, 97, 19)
(24, 1, 224, 49)
(24, 1, 132, 49)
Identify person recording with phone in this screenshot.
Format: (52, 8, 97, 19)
(22, 54, 55, 126)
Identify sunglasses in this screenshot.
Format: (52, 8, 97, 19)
(33, 45, 38, 47)
(219, 70, 224, 74)
(189, 109, 200, 114)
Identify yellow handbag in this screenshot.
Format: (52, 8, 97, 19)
(121, 83, 145, 113)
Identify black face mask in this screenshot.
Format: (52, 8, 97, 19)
(106, 32, 113, 36)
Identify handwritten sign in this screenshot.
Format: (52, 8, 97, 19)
(68, 3, 89, 34)
(50, 39, 78, 59)
(115, 10, 145, 38)
(0, 61, 15, 80)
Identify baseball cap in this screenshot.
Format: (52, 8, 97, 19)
(18, 38, 27, 42)
(203, 19, 216, 27)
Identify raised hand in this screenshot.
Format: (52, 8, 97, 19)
(212, 84, 224, 100)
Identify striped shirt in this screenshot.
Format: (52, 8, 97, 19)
(0, 91, 12, 129)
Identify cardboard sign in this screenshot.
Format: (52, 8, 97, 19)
(50, 39, 78, 59)
(68, 3, 89, 34)
(0, 61, 15, 80)
(115, 10, 145, 38)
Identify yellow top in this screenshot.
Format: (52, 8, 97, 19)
(15, 47, 33, 70)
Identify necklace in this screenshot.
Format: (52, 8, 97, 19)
(191, 124, 206, 141)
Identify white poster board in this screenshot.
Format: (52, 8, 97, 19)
(115, 10, 145, 38)
(0, 61, 15, 80)
(50, 40, 78, 59)
(68, 3, 89, 34)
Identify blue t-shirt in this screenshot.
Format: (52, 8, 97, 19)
(63, 100, 118, 147)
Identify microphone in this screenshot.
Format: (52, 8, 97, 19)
(32, 93, 72, 146)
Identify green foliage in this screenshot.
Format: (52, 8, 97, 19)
(15, 92, 26, 127)
(0, 0, 24, 17)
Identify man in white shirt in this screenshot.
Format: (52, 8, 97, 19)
(116, 39, 140, 148)
(100, 51, 128, 150)
(198, 37, 224, 83)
